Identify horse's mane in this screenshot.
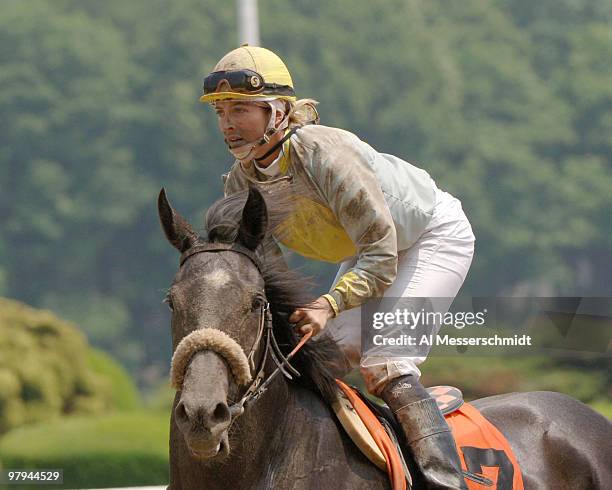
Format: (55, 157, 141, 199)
(204, 190, 341, 404)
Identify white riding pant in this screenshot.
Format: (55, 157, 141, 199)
(325, 183, 476, 396)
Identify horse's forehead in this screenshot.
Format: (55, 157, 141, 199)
(203, 268, 232, 287)
(174, 251, 262, 287)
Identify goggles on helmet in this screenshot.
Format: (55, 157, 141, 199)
(203, 69, 295, 98)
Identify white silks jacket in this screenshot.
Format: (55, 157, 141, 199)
(222, 124, 437, 316)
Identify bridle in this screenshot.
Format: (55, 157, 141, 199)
(176, 241, 312, 423)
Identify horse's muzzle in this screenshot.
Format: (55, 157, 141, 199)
(176, 397, 231, 460)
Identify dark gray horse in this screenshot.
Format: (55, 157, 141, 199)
(158, 187, 612, 490)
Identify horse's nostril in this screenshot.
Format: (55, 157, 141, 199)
(212, 402, 230, 424)
(176, 401, 189, 422)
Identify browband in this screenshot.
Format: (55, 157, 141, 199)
(179, 242, 264, 275)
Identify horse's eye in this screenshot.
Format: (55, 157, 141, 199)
(251, 297, 265, 312)
(164, 294, 174, 311)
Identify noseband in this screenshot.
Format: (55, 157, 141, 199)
(171, 241, 310, 423)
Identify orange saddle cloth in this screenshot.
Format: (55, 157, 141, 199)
(334, 381, 524, 490)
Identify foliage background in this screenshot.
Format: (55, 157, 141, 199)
(1, 0, 610, 393)
(0, 297, 138, 435)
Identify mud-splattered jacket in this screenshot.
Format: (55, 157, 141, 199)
(223, 125, 436, 314)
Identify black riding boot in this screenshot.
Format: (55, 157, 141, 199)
(381, 375, 468, 490)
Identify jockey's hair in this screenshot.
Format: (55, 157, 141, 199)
(287, 98, 320, 128)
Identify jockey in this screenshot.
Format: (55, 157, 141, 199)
(202, 45, 474, 490)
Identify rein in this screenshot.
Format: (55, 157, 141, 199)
(230, 303, 313, 420)
(172, 241, 312, 424)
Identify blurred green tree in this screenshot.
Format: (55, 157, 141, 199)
(0, 297, 138, 434)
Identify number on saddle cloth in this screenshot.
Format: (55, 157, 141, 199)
(431, 385, 525, 490)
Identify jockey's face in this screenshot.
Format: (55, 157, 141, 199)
(214, 100, 269, 149)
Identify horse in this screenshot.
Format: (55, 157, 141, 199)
(158, 186, 612, 489)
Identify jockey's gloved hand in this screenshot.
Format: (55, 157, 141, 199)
(290, 296, 335, 337)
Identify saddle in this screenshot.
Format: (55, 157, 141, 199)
(332, 380, 524, 490)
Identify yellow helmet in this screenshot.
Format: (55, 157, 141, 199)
(200, 46, 296, 103)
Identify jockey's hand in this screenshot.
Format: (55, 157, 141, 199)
(289, 296, 335, 337)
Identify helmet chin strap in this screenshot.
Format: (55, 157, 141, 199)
(254, 126, 298, 162)
(226, 101, 289, 163)
(227, 134, 270, 162)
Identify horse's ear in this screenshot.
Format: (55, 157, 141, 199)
(237, 186, 268, 251)
(158, 188, 198, 253)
